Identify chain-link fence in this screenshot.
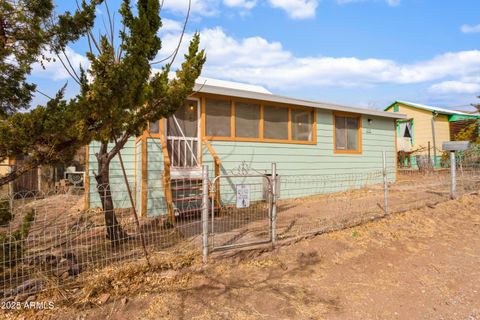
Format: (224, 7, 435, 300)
(0, 151, 479, 303)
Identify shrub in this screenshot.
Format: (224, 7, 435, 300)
(0, 199, 12, 226)
(0, 209, 35, 270)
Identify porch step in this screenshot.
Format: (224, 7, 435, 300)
(172, 196, 202, 202)
(170, 167, 202, 179)
(174, 205, 222, 218)
(171, 186, 202, 192)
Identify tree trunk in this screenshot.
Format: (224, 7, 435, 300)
(95, 142, 128, 246)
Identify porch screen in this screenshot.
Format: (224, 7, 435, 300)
(167, 100, 198, 137)
(335, 116, 359, 151)
(264, 106, 288, 140)
(292, 109, 313, 141)
(206, 99, 231, 137)
(235, 102, 260, 138)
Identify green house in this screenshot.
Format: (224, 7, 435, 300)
(85, 78, 406, 218)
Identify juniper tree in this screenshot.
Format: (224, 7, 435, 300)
(0, 0, 100, 116)
(77, 0, 205, 243)
(0, 0, 102, 185)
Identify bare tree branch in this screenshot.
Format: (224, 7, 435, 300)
(150, 0, 191, 66)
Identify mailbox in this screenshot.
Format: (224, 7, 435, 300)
(442, 141, 470, 152)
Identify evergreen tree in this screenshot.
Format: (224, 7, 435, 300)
(77, 0, 205, 243)
(0, 0, 102, 185)
(0, 0, 100, 117)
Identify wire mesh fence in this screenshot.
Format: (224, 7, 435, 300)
(0, 152, 479, 303)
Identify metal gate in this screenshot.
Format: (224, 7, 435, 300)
(201, 163, 278, 261)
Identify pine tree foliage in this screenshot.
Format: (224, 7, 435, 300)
(0, 0, 101, 117)
(78, 0, 205, 243)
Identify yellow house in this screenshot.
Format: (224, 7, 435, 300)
(385, 101, 480, 168)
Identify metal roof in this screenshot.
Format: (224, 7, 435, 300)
(193, 81, 406, 120)
(386, 100, 480, 118)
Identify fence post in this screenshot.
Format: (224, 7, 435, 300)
(202, 165, 209, 263)
(450, 151, 456, 199)
(8, 165, 13, 212)
(271, 163, 277, 247)
(382, 151, 388, 215)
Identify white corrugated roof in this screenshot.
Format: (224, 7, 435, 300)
(396, 100, 474, 116)
(193, 81, 406, 119)
(195, 77, 272, 94)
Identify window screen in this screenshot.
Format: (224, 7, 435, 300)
(264, 106, 289, 140)
(149, 120, 159, 133)
(206, 99, 231, 137)
(335, 116, 360, 151)
(235, 102, 260, 138)
(167, 100, 198, 137)
(292, 109, 313, 141)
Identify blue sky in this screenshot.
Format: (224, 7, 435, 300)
(30, 0, 480, 111)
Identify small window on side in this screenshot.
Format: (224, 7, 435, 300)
(335, 115, 361, 152)
(149, 121, 159, 133)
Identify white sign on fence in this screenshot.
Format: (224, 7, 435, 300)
(236, 184, 251, 208)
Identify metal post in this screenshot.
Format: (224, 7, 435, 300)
(202, 165, 209, 263)
(382, 151, 388, 215)
(271, 163, 277, 247)
(8, 165, 13, 212)
(431, 114, 438, 168)
(450, 151, 456, 199)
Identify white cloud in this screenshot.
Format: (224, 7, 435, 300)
(461, 24, 480, 34)
(429, 81, 480, 94)
(161, 18, 184, 33)
(223, 0, 257, 9)
(162, 0, 220, 17)
(337, 0, 400, 6)
(163, 0, 317, 19)
(386, 0, 400, 6)
(268, 0, 319, 19)
(158, 27, 480, 92)
(32, 47, 89, 81)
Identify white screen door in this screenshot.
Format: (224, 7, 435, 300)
(166, 99, 200, 168)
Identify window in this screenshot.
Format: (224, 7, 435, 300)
(292, 109, 313, 141)
(206, 98, 231, 137)
(203, 98, 316, 144)
(235, 102, 260, 138)
(334, 114, 361, 153)
(167, 100, 198, 137)
(149, 120, 159, 134)
(264, 105, 288, 140)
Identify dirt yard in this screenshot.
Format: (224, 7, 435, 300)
(6, 191, 478, 320)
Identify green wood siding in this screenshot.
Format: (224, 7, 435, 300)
(202, 110, 396, 203)
(87, 110, 397, 215)
(146, 138, 166, 216)
(135, 140, 142, 214)
(87, 139, 136, 209)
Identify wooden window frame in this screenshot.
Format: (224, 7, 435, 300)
(201, 94, 317, 145)
(333, 112, 363, 155)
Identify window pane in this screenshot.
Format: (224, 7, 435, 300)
(149, 120, 159, 133)
(206, 99, 231, 137)
(167, 100, 198, 137)
(264, 106, 288, 140)
(235, 102, 260, 138)
(335, 116, 346, 150)
(292, 109, 313, 141)
(347, 117, 358, 150)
